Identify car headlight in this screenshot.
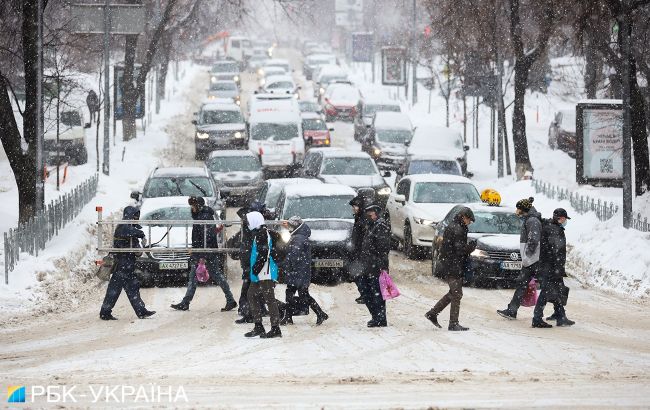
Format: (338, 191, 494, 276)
(377, 187, 391, 195)
(196, 132, 209, 139)
(258, 69, 264, 76)
(233, 75, 239, 82)
(373, 147, 381, 156)
(319, 87, 325, 94)
(280, 229, 291, 243)
(470, 249, 489, 258)
(210, 76, 217, 83)
(234, 131, 243, 138)
(414, 217, 436, 225)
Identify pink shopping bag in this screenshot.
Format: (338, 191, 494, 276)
(195, 258, 210, 283)
(521, 278, 538, 307)
(379, 270, 401, 300)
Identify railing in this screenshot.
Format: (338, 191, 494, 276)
(3, 174, 99, 283)
(532, 179, 649, 232)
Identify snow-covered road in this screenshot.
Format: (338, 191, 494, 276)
(1, 50, 649, 409)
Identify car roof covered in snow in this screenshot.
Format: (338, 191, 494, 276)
(264, 74, 294, 84)
(249, 109, 301, 123)
(403, 174, 474, 184)
(317, 64, 347, 77)
(201, 97, 236, 106)
(362, 94, 400, 106)
(283, 183, 356, 198)
(261, 66, 286, 74)
(250, 92, 294, 101)
(320, 150, 372, 160)
(201, 102, 240, 112)
(266, 178, 323, 187)
(408, 153, 460, 161)
(152, 167, 209, 177)
(208, 150, 257, 158)
(464, 202, 517, 214)
(140, 196, 191, 215)
(409, 125, 464, 154)
(373, 112, 412, 130)
(301, 112, 324, 120)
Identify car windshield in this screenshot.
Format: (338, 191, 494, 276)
(142, 207, 193, 226)
(468, 211, 523, 235)
(207, 156, 260, 172)
(408, 160, 461, 176)
(201, 110, 243, 124)
(321, 157, 376, 175)
(321, 75, 347, 83)
(283, 196, 352, 219)
(364, 104, 400, 116)
(302, 118, 327, 131)
(210, 82, 237, 91)
(251, 123, 299, 141)
(212, 62, 239, 73)
(299, 101, 320, 112)
(412, 182, 480, 203)
(144, 177, 214, 198)
(267, 81, 293, 89)
(61, 111, 82, 127)
(376, 129, 412, 144)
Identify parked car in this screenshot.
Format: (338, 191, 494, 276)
(274, 183, 357, 283)
(362, 111, 413, 170)
(395, 154, 462, 183)
(548, 109, 577, 156)
(210, 60, 241, 85)
(322, 84, 361, 122)
(131, 166, 225, 220)
(299, 148, 392, 209)
(44, 108, 89, 165)
(303, 53, 337, 80)
(353, 96, 401, 140)
(207, 80, 240, 105)
(385, 174, 481, 259)
(248, 110, 305, 175)
(261, 74, 299, 96)
(431, 203, 523, 287)
(408, 125, 470, 176)
(192, 102, 247, 159)
(134, 196, 226, 286)
(206, 150, 265, 204)
(301, 112, 333, 147)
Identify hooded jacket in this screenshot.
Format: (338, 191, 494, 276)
(435, 212, 475, 279)
(349, 195, 368, 256)
(247, 212, 279, 282)
(191, 205, 219, 262)
(113, 206, 145, 274)
(360, 216, 391, 275)
(539, 218, 567, 280)
(236, 202, 268, 274)
(519, 206, 542, 267)
(283, 223, 312, 289)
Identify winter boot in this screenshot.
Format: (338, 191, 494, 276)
(367, 319, 387, 328)
(425, 311, 442, 329)
(171, 302, 189, 311)
(315, 312, 329, 326)
(556, 317, 575, 327)
(546, 312, 560, 321)
(100, 313, 118, 321)
(497, 309, 517, 320)
(260, 326, 282, 338)
(355, 296, 365, 304)
(532, 320, 553, 328)
(280, 316, 294, 326)
(221, 300, 237, 312)
(138, 310, 156, 319)
(235, 316, 254, 324)
(245, 323, 266, 338)
(448, 322, 469, 331)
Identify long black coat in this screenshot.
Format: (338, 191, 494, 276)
(113, 206, 145, 274)
(236, 207, 254, 275)
(360, 217, 391, 276)
(539, 218, 567, 280)
(191, 205, 219, 263)
(283, 223, 312, 289)
(435, 214, 475, 279)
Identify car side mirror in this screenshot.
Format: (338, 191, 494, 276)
(130, 191, 141, 200)
(297, 86, 302, 90)
(404, 140, 411, 147)
(464, 145, 470, 151)
(395, 194, 406, 203)
(191, 119, 197, 125)
(329, 128, 334, 132)
(366, 124, 371, 128)
(253, 90, 259, 94)
(84, 123, 91, 129)
(382, 170, 392, 177)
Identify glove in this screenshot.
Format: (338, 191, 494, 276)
(467, 239, 477, 253)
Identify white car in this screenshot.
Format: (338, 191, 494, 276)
(386, 174, 482, 259)
(248, 110, 304, 174)
(262, 74, 299, 96)
(257, 65, 286, 88)
(44, 108, 89, 165)
(408, 125, 470, 176)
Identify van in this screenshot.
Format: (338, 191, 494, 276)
(44, 108, 89, 165)
(248, 110, 304, 174)
(226, 36, 252, 63)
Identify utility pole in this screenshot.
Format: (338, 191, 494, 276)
(102, 0, 111, 176)
(620, 2, 633, 228)
(496, 56, 505, 178)
(35, 0, 45, 210)
(411, 0, 417, 105)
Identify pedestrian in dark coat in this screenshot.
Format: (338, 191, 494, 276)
(280, 216, 328, 326)
(349, 194, 368, 304)
(533, 208, 575, 327)
(171, 196, 236, 312)
(99, 206, 155, 320)
(498, 197, 543, 321)
(425, 207, 475, 331)
(86, 90, 99, 124)
(358, 204, 391, 327)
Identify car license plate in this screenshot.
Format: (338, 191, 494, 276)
(501, 261, 522, 270)
(314, 259, 344, 268)
(159, 262, 188, 270)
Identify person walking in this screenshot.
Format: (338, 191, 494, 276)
(358, 204, 391, 327)
(86, 90, 99, 124)
(349, 194, 368, 304)
(425, 207, 475, 331)
(244, 211, 282, 338)
(280, 216, 329, 326)
(171, 196, 236, 312)
(99, 206, 155, 320)
(533, 208, 575, 328)
(497, 197, 543, 321)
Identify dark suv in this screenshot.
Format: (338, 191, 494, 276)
(192, 101, 247, 160)
(548, 109, 576, 157)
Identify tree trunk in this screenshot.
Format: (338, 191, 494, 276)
(158, 36, 171, 101)
(122, 34, 138, 141)
(512, 58, 533, 178)
(584, 30, 602, 99)
(630, 57, 650, 195)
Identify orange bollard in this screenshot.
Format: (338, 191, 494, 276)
(62, 164, 68, 184)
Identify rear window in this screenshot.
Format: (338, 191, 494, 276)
(412, 182, 480, 203)
(251, 123, 299, 141)
(144, 177, 214, 198)
(321, 158, 376, 175)
(212, 62, 239, 73)
(302, 118, 327, 131)
(365, 104, 401, 116)
(408, 160, 461, 176)
(207, 156, 261, 172)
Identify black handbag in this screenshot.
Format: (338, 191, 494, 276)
(547, 282, 570, 306)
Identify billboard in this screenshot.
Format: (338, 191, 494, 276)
(576, 100, 623, 186)
(381, 47, 407, 86)
(114, 64, 145, 121)
(71, 4, 144, 35)
(351, 32, 373, 62)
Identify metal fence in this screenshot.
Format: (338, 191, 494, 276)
(532, 179, 649, 232)
(3, 174, 99, 283)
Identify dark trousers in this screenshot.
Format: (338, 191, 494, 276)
(182, 258, 234, 305)
(533, 277, 565, 321)
(285, 284, 324, 317)
(100, 270, 147, 317)
(248, 280, 280, 326)
(507, 263, 539, 313)
(358, 275, 386, 324)
(238, 274, 267, 318)
(428, 276, 463, 324)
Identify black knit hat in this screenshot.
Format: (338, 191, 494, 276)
(516, 197, 534, 212)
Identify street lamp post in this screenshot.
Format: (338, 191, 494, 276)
(411, 0, 417, 105)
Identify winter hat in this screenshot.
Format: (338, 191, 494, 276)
(249, 200, 266, 213)
(188, 196, 205, 207)
(246, 211, 265, 230)
(364, 204, 382, 214)
(287, 215, 303, 228)
(457, 206, 476, 222)
(515, 197, 534, 212)
(553, 208, 571, 220)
